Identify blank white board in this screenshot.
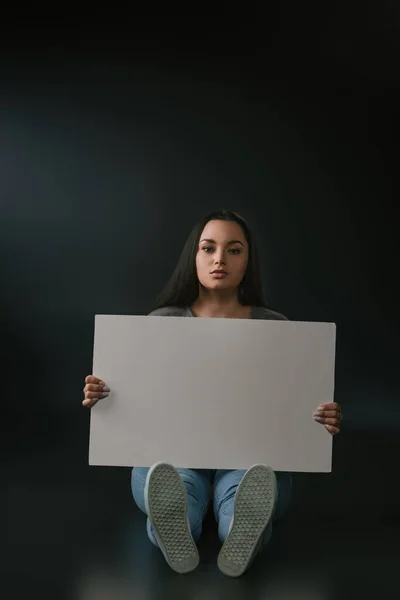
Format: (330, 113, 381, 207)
(89, 315, 336, 472)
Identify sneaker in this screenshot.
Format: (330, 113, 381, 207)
(144, 462, 200, 574)
(217, 464, 277, 577)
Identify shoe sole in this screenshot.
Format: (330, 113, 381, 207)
(144, 462, 199, 574)
(217, 464, 277, 577)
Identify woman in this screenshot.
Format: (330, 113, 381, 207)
(83, 210, 342, 577)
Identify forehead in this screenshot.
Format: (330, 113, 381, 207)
(200, 220, 246, 242)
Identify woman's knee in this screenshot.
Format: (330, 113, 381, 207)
(131, 467, 150, 514)
(176, 468, 212, 515)
(213, 469, 245, 517)
(217, 506, 233, 543)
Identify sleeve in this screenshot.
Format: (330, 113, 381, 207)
(147, 306, 187, 317)
(256, 307, 289, 321)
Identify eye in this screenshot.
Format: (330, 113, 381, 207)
(228, 248, 241, 255)
(202, 246, 214, 253)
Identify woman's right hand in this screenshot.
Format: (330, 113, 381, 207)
(82, 375, 110, 408)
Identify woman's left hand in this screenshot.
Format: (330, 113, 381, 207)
(313, 402, 343, 435)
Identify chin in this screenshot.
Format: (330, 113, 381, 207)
(205, 281, 236, 291)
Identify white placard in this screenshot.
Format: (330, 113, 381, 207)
(89, 315, 335, 472)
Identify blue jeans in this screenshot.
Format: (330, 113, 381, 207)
(131, 467, 292, 549)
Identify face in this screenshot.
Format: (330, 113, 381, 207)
(196, 220, 249, 293)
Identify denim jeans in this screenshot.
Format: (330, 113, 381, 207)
(131, 467, 292, 549)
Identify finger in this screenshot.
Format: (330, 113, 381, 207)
(314, 416, 341, 426)
(317, 402, 341, 411)
(314, 409, 341, 419)
(325, 424, 340, 435)
(82, 397, 99, 408)
(85, 391, 109, 399)
(85, 375, 105, 385)
(85, 384, 109, 393)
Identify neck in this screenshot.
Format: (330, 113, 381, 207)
(191, 288, 244, 318)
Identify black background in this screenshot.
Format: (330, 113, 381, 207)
(2, 7, 399, 599)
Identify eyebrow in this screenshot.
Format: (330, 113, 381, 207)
(200, 238, 244, 246)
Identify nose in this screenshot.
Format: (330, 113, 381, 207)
(214, 251, 226, 265)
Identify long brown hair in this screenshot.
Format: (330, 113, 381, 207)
(153, 210, 266, 310)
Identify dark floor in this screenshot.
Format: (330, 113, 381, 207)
(2, 418, 399, 600)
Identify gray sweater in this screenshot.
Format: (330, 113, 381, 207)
(149, 305, 287, 320)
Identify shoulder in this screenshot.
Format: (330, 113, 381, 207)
(148, 306, 191, 317)
(251, 306, 288, 321)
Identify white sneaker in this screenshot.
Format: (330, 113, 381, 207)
(217, 464, 277, 577)
(144, 462, 199, 574)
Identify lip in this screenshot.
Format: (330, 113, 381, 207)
(211, 270, 228, 278)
